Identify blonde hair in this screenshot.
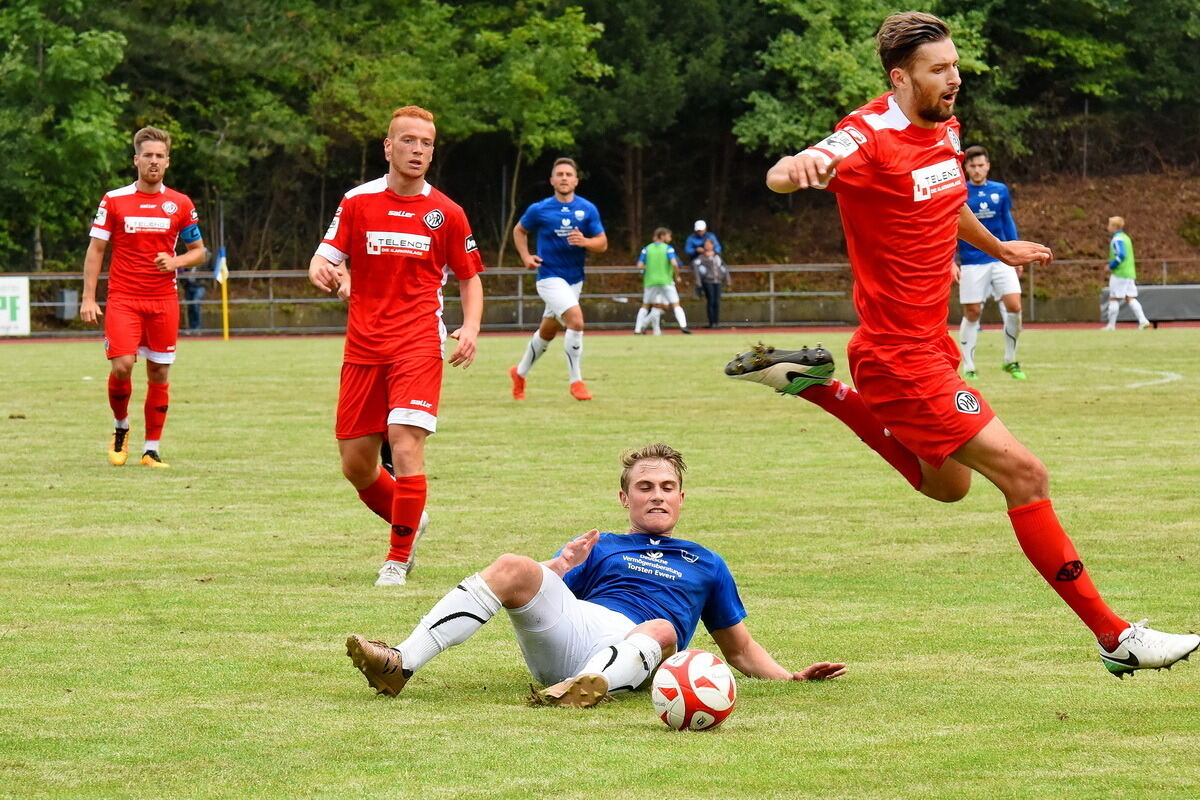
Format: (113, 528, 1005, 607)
(1109, 216, 1125, 229)
(619, 443, 686, 492)
(133, 126, 171, 155)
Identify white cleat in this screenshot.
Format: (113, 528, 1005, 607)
(375, 560, 407, 586)
(1099, 620, 1200, 678)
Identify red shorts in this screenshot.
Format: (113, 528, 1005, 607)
(336, 357, 444, 439)
(847, 330, 994, 468)
(104, 295, 180, 363)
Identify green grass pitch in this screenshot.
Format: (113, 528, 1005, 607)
(2, 326, 1198, 799)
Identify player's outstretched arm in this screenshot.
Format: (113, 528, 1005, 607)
(766, 152, 843, 193)
(957, 205, 1052, 267)
(448, 274, 483, 368)
(542, 529, 599, 577)
(711, 622, 846, 681)
(308, 254, 344, 293)
(80, 237, 109, 324)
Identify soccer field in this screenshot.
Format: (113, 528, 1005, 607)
(2, 327, 1198, 799)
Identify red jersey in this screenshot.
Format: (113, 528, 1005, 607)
(89, 183, 201, 299)
(317, 178, 485, 365)
(807, 92, 966, 341)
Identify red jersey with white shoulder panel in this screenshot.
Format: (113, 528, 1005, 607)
(805, 92, 966, 341)
(317, 178, 484, 365)
(89, 183, 201, 299)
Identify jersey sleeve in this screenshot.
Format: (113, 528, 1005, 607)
(666, 245, 678, 264)
(581, 202, 605, 237)
(700, 554, 748, 634)
(636, 246, 648, 265)
(1000, 187, 1018, 241)
(179, 197, 202, 244)
(316, 195, 353, 265)
(89, 194, 114, 241)
(444, 206, 484, 280)
(518, 202, 540, 232)
(806, 120, 877, 194)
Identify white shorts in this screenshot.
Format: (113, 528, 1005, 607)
(507, 564, 637, 686)
(536, 277, 583, 321)
(642, 284, 680, 306)
(959, 261, 1021, 304)
(1108, 275, 1139, 299)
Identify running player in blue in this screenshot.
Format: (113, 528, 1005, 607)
(508, 157, 607, 401)
(345, 442, 846, 706)
(956, 145, 1027, 380)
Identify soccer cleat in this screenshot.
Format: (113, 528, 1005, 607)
(1002, 362, 1028, 380)
(1099, 620, 1200, 678)
(532, 673, 611, 708)
(680, 328, 693, 335)
(509, 365, 526, 400)
(964, 370, 978, 379)
(139, 450, 170, 469)
(375, 560, 407, 586)
(569, 381, 593, 401)
(108, 428, 130, 466)
(724, 342, 835, 395)
(403, 511, 430, 577)
(345, 634, 411, 696)
(1139, 321, 1153, 330)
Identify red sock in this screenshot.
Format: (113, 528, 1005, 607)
(1009, 499, 1127, 648)
(144, 382, 170, 440)
(801, 380, 922, 489)
(108, 375, 132, 421)
(388, 474, 427, 563)
(357, 466, 395, 522)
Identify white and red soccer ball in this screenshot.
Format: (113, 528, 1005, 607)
(650, 648, 737, 731)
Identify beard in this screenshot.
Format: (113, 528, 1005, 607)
(915, 85, 956, 123)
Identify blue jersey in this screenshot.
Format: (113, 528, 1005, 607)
(958, 180, 1017, 265)
(519, 195, 605, 283)
(560, 532, 747, 649)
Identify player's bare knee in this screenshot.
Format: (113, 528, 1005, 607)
(635, 618, 677, 657)
(481, 553, 541, 605)
(1004, 457, 1049, 505)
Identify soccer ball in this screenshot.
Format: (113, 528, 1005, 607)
(650, 649, 737, 731)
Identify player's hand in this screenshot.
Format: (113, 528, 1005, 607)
(790, 662, 847, 681)
(447, 325, 479, 368)
(566, 228, 587, 247)
(522, 253, 543, 271)
(559, 529, 600, 569)
(308, 260, 344, 293)
(769, 152, 844, 192)
(80, 298, 102, 324)
(154, 252, 176, 272)
(1013, 263, 1025, 278)
(998, 240, 1052, 268)
(336, 278, 350, 302)
(951, 263, 961, 284)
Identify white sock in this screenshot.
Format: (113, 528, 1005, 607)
(1127, 298, 1149, 326)
(1106, 300, 1120, 329)
(115, 418, 130, 430)
(563, 329, 583, 382)
(649, 308, 662, 335)
(579, 632, 663, 694)
(1003, 310, 1021, 363)
(397, 573, 502, 674)
(634, 307, 649, 333)
(517, 333, 551, 377)
(673, 305, 688, 330)
(959, 317, 979, 371)
(143, 439, 159, 452)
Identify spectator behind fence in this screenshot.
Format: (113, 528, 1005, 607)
(694, 239, 731, 328)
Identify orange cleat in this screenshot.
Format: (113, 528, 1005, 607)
(569, 381, 593, 401)
(509, 365, 526, 400)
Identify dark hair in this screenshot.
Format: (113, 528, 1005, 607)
(133, 126, 171, 155)
(619, 443, 686, 492)
(552, 157, 578, 174)
(964, 145, 989, 162)
(876, 12, 952, 86)
(653, 227, 671, 240)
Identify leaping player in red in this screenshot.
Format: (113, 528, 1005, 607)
(81, 126, 206, 469)
(727, 12, 1197, 677)
(308, 106, 484, 586)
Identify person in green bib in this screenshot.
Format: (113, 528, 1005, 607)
(1103, 216, 1151, 330)
(634, 227, 691, 335)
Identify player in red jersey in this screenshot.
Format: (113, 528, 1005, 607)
(308, 106, 484, 587)
(80, 126, 206, 469)
(727, 12, 1197, 677)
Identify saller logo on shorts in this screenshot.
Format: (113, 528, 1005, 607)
(366, 231, 431, 255)
(954, 390, 981, 414)
(911, 158, 963, 202)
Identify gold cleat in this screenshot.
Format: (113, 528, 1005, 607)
(108, 428, 130, 466)
(531, 673, 611, 708)
(345, 634, 410, 696)
(139, 450, 170, 469)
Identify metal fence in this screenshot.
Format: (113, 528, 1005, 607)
(9, 257, 1200, 337)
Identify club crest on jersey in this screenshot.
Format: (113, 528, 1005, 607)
(681, 550, 700, 563)
(954, 390, 981, 414)
(574, 209, 585, 220)
(162, 201, 178, 215)
(911, 158, 963, 202)
(464, 235, 478, 253)
(366, 230, 432, 255)
(423, 209, 445, 229)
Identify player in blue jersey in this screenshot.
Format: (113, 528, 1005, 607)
(508, 158, 608, 401)
(956, 145, 1027, 380)
(345, 442, 846, 706)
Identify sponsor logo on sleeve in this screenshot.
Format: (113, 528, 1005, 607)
(844, 126, 867, 145)
(464, 235, 478, 253)
(324, 216, 340, 240)
(423, 209, 445, 229)
(814, 130, 859, 160)
(954, 390, 981, 414)
(124, 217, 172, 234)
(366, 230, 432, 255)
(911, 158, 963, 202)
(190, 208, 199, 221)
(93, 206, 108, 226)
(161, 200, 178, 215)
(948, 128, 961, 153)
